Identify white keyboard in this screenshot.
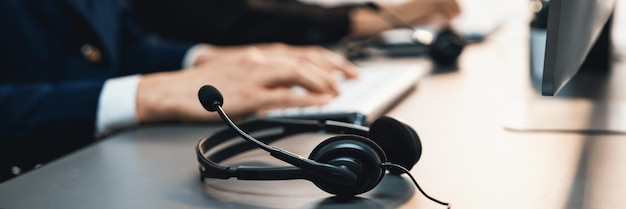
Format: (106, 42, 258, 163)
(261, 62, 429, 125)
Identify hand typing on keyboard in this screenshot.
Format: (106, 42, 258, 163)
(139, 43, 360, 124)
(261, 63, 427, 124)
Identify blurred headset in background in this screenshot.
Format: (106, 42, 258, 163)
(342, 27, 466, 66)
(340, 3, 467, 66)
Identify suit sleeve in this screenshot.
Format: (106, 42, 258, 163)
(0, 80, 103, 141)
(0, 79, 104, 175)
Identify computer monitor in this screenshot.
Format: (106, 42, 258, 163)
(505, 0, 626, 133)
(541, 0, 616, 96)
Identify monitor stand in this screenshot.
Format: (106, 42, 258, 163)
(503, 23, 626, 134)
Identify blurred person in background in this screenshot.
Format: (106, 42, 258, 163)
(133, 0, 461, 46)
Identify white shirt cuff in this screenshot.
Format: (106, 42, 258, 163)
(182, 44, 214, 68)
(95, 75, 140, 137)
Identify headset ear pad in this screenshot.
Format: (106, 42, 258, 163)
(369, 116, 422, 174)
(308, 135, 387, 197)
(429, 28, 465, 66)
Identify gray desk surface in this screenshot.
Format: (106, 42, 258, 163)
(4, 2, 626, 209)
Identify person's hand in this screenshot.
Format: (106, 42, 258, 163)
(350, 0, 461, 36)
(385, 0, 461, 26)
(136, 45, 356, 123)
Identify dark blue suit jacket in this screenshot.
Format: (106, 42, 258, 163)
(0, 0, 195, 181)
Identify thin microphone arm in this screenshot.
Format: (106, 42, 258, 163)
(215, 105, 273, 152)
(212, 103, 358, 185)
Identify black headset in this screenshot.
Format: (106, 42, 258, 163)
(342, 3, 465, 66)
(343, 28, 465, 66)
(196, 85, 450, 207)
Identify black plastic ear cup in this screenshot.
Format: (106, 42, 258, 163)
(368, 116, 422, 174)
(429, 29, 465, 66)
(308, 135, 387, 197)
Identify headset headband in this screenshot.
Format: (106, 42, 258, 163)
(196, 118, 369, 180)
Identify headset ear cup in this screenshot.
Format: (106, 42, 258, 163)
(369, 116, 422, 174)
(308, 135, 386, 197)
(429, 29, 465, 66)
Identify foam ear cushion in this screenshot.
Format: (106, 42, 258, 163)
(309, 135, 387, 196)
(368, 116, 422, 174)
